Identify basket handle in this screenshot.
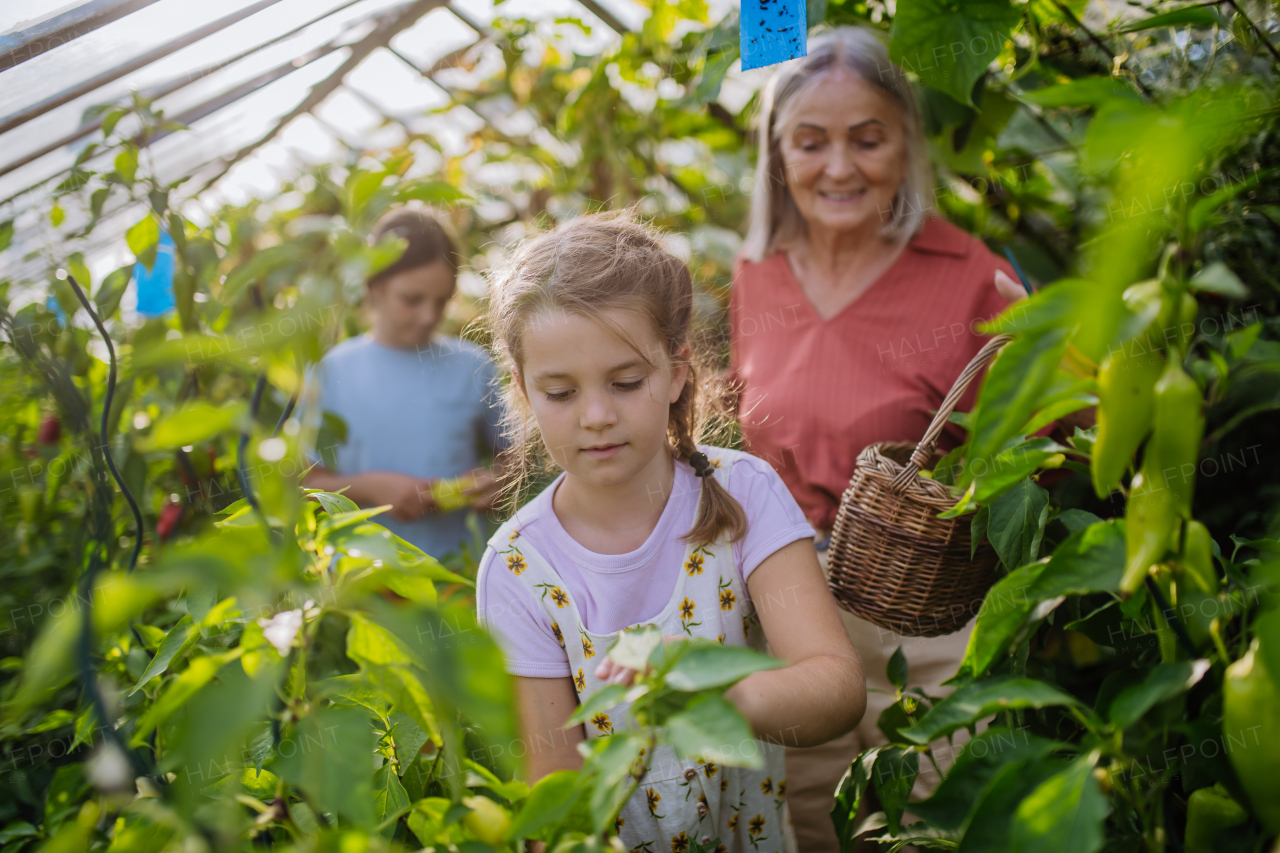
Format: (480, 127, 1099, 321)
(889, 334, 1013, 494)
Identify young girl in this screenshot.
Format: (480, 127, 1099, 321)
(476, 213, 865, 851)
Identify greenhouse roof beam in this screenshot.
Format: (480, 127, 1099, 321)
(444, 3, 488, 37)
(0, 39, 348, 193)
(196, 0, 449, 196)
(0, 0, 432, 203)
(575, 0, 629, 35)
(0, 0, 164, 73)
(0, 0, 293, 137)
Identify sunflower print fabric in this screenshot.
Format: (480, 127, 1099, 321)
(484, 446, 792, 853)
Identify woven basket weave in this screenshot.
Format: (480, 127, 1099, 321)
(826, 335, 1011, 638)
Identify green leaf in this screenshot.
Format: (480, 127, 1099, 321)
(958, 755, 1071, 851)
(0, 220, 12, 252)
(1190, 262, 1248, 298)
(131, 648, 243, 744)
(1106, 660, 1210, 729)
(887, 646, 909, 690)
(394, 180, 473, 205)
(50, 205, 65, 227)
(373, 764, 411, 829)
(960, 522, 1124, 676)
(25, 709, 74, 734)
(94, 267, 131, 320)
(114, 147, 138, 184)
(0, 824, 38, 845)
(126, 215, 161, 258)
(139, 401, 248, 451)
(101, 108, 126, 136)
(130, 615, 198, 694)
(985, 479, 1051, 570)
(509, 770, 582, 839)
(347, 613, 422, 668)
(307, 489, 359, 515)
(277, 705, 379, 829)
(911, 728, 1063, 829)
(1119, 7, 1226, 32)
(965, 328, 1071, 481)
(662, 640, 782, 691)
(567, 683, 628, 727)
(971, 504, 989, 559)
(1020, 76, 1143, 107)
(889, 0, 1022, 106)
(665, 694, 760, 768)
(1008, 753, 1110, 853)
(1027, 521, 1125, 600)
(219, 243, 307, 305)
(958, 562, 1045, 677)
(832, 747, 884, 849)
(463, 757, 529, 800)
(316, 673, 387, 717)
(583, 733, 644, 834)
(972, 438, 1071, 503)
(899, 677, 1084, 744)
(874, 747, 919, 835)
(389, 712, 430, 765)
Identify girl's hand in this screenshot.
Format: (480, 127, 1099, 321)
(593, 634, 684, 686)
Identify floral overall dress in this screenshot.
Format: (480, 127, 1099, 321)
(490, 447, 793, 853)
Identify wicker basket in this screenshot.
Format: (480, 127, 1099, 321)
(826, 335, 1011, 638)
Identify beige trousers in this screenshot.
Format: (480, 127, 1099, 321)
(784, 547, 974, 853)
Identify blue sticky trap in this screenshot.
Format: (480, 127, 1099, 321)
(740, 0, 807, 71)
(46, 294, 67, 326)
(134, 229, 176, 318)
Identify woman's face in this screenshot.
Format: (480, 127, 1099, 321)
(518, 308, 687, 491)
(778, 69, 909, 241)
(367, 259, 455, 349)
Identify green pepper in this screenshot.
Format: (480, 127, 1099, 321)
(1149, 359, 1204, 518)
(1223, 639, 1280, 834)
(1091, 347, 1163, 498)
(1179, 520, 1218, 595)
(1121, 463, 1177, 594)
(1121, 360, 1205, 594)
(1184, 784, 1247, 853)
(19, 485, 43, 525)
(1173, 520, 1218, 649)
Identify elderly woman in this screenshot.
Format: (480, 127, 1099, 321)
(728, 26, 1026, 852)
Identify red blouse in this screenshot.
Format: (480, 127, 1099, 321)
(728, 215, 1015, 532)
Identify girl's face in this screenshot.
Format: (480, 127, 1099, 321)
(367, 259, 456, 349)
(778, 69, 908, 241)
(518, 308, 688, 490)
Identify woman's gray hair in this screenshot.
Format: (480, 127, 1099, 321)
(741, 26, 932, 263)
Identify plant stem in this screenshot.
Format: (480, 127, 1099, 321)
(1227, 0, 1280, 63)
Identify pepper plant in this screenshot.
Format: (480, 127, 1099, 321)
(827, 12, 1280, 853)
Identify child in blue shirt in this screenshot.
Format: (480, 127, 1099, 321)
(305, 208, 505, 559)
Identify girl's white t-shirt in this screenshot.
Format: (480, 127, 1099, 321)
(476, 451, 815, 677)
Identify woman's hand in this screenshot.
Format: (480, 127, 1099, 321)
(995, 268, 1028, 303)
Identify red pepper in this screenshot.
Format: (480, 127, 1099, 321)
(157, 503, 184, 541)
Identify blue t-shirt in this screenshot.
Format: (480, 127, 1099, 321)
(312, 333, 506, 559)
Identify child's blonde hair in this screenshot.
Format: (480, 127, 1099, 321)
(487, 211, 746, 546)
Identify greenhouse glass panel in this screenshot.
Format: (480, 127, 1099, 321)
(345, 47, 449, 117)
(388, 7, 476, 70)
(0, 0, 278, 118)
